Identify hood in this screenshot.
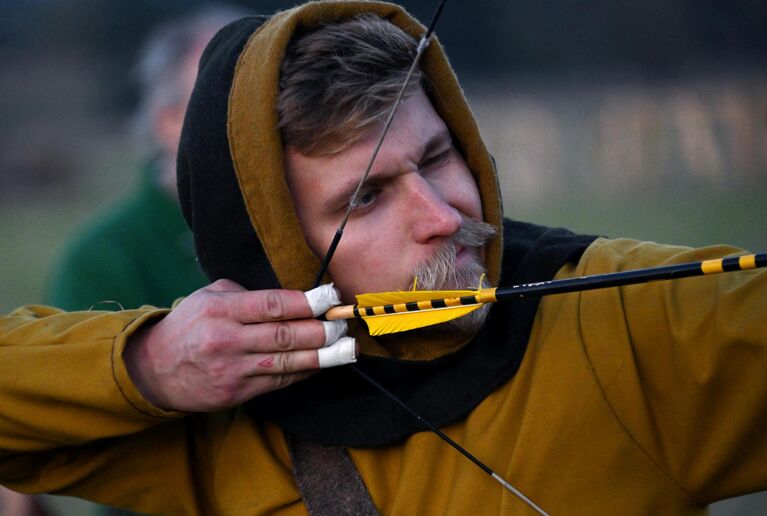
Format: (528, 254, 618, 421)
(177, 1, 503, 363)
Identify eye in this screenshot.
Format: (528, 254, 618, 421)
(420, 149, 451, 170)
(351, 187, 380, 211)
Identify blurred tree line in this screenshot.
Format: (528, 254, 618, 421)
(1, 0, 766, 117)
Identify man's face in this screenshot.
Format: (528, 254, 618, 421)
(284, 88, 485, 302)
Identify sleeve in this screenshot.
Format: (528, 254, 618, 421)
(577, 238, 767, 504)
(0, 306, 200, 509)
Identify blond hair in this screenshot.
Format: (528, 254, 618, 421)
(278, 14, 425, 155)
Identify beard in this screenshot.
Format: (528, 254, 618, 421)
(409, 217, 498, 334)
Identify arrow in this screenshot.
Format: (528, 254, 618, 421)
(325, 253, 767, 335)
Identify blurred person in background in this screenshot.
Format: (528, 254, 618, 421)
(46, 6, 246, 312)
(37, 6, 245, 516)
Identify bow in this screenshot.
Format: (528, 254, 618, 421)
(307, 1, 550, 514)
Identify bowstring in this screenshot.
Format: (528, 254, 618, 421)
(308, 2, 548, 513)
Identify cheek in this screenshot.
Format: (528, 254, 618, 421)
(326, 213, 414, 297)
(437, 167, 483, 221)
(302, 224, 328, 260)
(459, 179, 483, 219)
(288, 183, 341, 261)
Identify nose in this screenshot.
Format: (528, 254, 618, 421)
(406, 177, 462, 243)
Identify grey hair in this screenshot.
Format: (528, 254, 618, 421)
(132, 5, 248, 148)
(411, 218, 498, 333)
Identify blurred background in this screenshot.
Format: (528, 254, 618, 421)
(0, 0, 765, 514)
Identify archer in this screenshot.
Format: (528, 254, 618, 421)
(1, 3, 765, 514)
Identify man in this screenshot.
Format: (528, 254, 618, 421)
(1, 2, 765, 515)
(47, 7, 245, 311)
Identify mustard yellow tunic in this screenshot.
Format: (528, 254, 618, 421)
(1, 238, 765, 515)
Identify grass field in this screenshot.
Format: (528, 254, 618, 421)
(1, 162, 133, 315)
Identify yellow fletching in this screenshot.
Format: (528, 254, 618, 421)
(351, 289, 492, 336)
(362, 304, 483, 336)
(356, 290, 476, 306)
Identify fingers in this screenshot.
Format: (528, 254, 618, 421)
(228, 289, 312, 323)
(230, 335, 356, 405)
(322, 319, 347, 346)
(225, 284, 342, 324)
(245, 348, 321, 375)
(238, 319, 347, 352)
(136, 281, 353, 412)
(305, 284, 342, 317)
(318, 337, 356, 368)
(238, 318, 353, 371)
(242, 337, 357, 378)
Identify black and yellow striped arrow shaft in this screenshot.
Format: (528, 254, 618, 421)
(324, 253, 766, 335)
(493, 252, 766, 301)
(351, 289, 496, 318)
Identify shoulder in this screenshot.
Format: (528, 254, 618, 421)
(576, 237, 750, 273)
(500, 218, 598, 285)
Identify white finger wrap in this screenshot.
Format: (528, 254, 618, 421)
(305, 283, 341, 317)
(322, 319, 347, 346)
(318, 337, 356, 369)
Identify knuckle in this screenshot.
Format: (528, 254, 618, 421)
(264, 292, 285, 320)
(208, 278, 238, 291)
(271, 374, 292, 391)
(277, 352, 292, 373)
(273, 323, 295, 351)
(199, 296, 226, 319)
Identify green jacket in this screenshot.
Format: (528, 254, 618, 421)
(47, 162, 207, 311)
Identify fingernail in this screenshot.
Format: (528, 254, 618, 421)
(305, 283, 341, 317)
(322, 319, 347, 346)
(318, 337, 356, 369)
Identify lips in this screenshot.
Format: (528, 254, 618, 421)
(454, 245, 470, 267)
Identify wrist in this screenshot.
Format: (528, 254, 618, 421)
(124, 320, 167, 409)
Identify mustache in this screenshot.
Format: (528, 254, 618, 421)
(410, 217, 498, 291)
(451, 217, 499, 248)
(408, 217, 498, 333)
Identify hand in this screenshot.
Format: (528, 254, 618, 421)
(123, 279, 353, 412)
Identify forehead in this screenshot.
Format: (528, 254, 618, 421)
(283, 89, 450, 209)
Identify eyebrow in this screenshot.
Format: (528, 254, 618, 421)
(422, 128, 453, 158)
(328, 129, 454, 211)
